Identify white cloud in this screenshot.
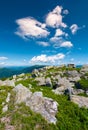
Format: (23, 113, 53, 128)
(50, 36, 62, 43)
(60, 22, 67, 28)
(55, 29, 65, 37)
(15, 17, 50, 39)
(70, 24, 79, 34)
(46, 6, 67, 28)
(50, 36, 73, 48)
(37, 41, 50, 47)
(60, 41, 73, 48)
(30, 53, 65, 64)
(63, 9, 69, 15)
(0, 57, 8, 60)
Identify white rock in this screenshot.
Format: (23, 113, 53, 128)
(13, 84, 32, 104)
(18, 73, 25, 77)
(71, 95, 88, 108)
(13, 75, 16, 79)
(6, 93, 11, 103)
(17, 78, 23, 81)
(13, 84, 58, 124)
(0, 80, 15, 87)
(2, 104, 8, 112)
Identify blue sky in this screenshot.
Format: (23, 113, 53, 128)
(0, 0, 88, 66)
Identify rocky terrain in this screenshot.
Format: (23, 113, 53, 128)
(0, 65, 88, 130)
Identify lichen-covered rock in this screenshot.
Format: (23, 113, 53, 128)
(52, 86, 65, 95)
(71, 95, 88, 108)
(13, 84, 58, 124)
(6, 93, 11, 103)
(18, 73, 25, 77)
(68, 76, 81, 82)
(35, 77, 46, 86)
(0, 80, 15, 87)
(66, 70, 79, 77)
(57, 77, 74, 88)
(45, 77, 52, 87)
(71, 89, 84, 95)
(2, 104, 8, 113)
(13, 84, 32, 104)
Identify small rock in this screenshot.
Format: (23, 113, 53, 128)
(2, 104, 8, 112)
(71, 95, 88, 108)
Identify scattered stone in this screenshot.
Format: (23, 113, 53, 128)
(35, 77, 46, 86)
(71, 95, 88, 108)
(45, 77, 52, 87)
(1, 117, 15, 130)
(17, 78, 23, 81)
(13, 75, 16, 79)
(18, 73, 25, 77)
(72, 88, 84, 95)
(2, 104, 8, 113)
(6, 93, 11, 103)
(86, 90, 88, 95)
(0, 80, 15, 87)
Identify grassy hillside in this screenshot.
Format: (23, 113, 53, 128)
(0, 66, 88, 130)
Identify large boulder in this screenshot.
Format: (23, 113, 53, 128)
(58, 77, 74, 88)
(45, 77, 52, 87)
(71, 95, 88, 108)
(13, 84, 58, 124)
(52, 77, 74, 95)
(71, 88, 84, 95)
(65, 70, 79, 77)
(13, 84, 32, 104)
(80, 65, 88, 74)
(0, 80, 15, 87)
(26, 92, 58, 124)
(35, 77, 46, 86)
(52, 86, 66, 95)
(68, 76, 81, 82)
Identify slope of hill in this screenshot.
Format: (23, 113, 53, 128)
(0, 65, 88, 130)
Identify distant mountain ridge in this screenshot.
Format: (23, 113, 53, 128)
(0, 65, 45, 78)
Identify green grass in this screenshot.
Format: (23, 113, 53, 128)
(76, 79, 88, 91)
(13, 78, 88, 130)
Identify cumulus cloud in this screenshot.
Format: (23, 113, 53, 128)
(0, 57, 8, 60)
(37, 41, 50, 47)
(70, 24, 79, 34)
(55, 29, 65, 37)
(60, 41, 73, 48)
(15, 17, 50, 39)
(50, 36, 73, 48)
(30, 53, 65, 64)
(46, 6, 67, 28)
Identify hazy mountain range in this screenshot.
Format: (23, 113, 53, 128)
(0, 65, 45, 78)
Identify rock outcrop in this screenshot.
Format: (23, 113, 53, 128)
(13, 84, 32, 104)
(13, 84, 58, 124)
